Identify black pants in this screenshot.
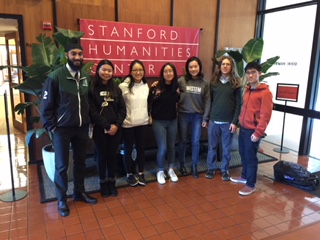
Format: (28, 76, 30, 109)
(53, 125, 88, 202)
(122, 125, 148, 174)
(93, 126, 122, 180)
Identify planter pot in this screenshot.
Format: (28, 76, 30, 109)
(42, 144, 73, 182)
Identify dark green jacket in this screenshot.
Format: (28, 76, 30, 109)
(40, 65, 90, 131)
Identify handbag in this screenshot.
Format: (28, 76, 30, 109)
(89, 106, 104, 138)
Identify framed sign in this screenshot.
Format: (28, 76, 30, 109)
(275, 83, 299, 102)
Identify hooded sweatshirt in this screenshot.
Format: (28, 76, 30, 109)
(238, 83, 273, 138)
(118, 77, 149, 128)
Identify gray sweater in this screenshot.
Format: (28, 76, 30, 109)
(178, 76, 211, 122)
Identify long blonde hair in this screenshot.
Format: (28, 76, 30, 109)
(211, 56, 241, 89)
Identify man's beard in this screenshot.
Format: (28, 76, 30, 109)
(68, 59, 83, 71)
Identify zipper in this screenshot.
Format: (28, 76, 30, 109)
(77, 80, 82, 127)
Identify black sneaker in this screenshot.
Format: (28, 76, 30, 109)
(222, 171, 230, 181)
(126, 175, 138, 186)
(138, 174, 146, 186)
(205, 170, 215, 179)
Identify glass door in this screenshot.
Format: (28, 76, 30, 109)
(5, 31, 26, 133)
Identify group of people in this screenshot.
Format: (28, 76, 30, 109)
(40, 39, 273, 217)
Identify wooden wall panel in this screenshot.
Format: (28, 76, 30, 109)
(174, 0, 217, 80)
(218, 0, 258, 50)
(0, 0, 54, 65)
(55, 0, 116, 30)
(118, 0, 171, 25)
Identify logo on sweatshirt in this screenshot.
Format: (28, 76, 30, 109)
(186, 86, 201, 94)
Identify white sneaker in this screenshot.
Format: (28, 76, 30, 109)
(230, 176, 247, 184)
(157, 171, 166, 184)
(168, 168, 178, 182)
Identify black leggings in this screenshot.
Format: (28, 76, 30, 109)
(122, 125, 148, 174)
(93, 126, 122, 180)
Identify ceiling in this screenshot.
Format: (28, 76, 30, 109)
(0, 18, 18, 37)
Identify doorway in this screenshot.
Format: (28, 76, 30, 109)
(0, 15, 27, 134)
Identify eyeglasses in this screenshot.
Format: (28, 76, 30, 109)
(245, 70, 258, 76)
(132, 69, 144, 73)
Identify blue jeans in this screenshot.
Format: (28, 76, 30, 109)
(152, 119, 177, 171)
(206, 121, 233, 172)
(238, 127, 261, 188)
(178, 113, 202, 165)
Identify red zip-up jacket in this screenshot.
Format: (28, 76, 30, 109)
(239, 83, 273, 139)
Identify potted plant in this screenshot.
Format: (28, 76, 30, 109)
(1, 27, 93, 182)
(213, 38, 280, 83)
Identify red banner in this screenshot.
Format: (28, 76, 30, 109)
(79, 19, 200, 77)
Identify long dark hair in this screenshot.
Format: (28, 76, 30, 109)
(157, 62, 179, 93)
(184, 56, 204, 81)
(212, 56, 241, 89)
(91, 59, 118, 98)
(122, 59, 147, 93)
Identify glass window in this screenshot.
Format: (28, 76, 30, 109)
(261, 5, 316, 109)
(266, 0, 310, 9)
(310, 119, 320, 159)
(265, 112, 302, 152)
(261, 5, 316, 153)
(315, 73, 320, 111)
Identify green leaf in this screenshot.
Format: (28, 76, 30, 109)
(24, 64, 51, 79)
(242, 38, 264, 63)
(234, 60, 244, 78)
(14, 77, 44, 97)
(114, 78, 122, 86)
(32, 35, 58, 66)
(82, 62, 94, 74)
(30, 116, 41, 124)
(260, 72, 280, 81)
(227, 50, 243, 62)
(25, 128, 48, 146)
(14, 102, 33, 115)
(214, 50, 227, 59)
(261, 56, 280, 73)
(25, 130, 36, 146)
(54, 27, 84, 49)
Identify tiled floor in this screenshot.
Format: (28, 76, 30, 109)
(1, 129, 320, 240)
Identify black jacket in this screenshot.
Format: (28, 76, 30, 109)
(88, 81, 126, 131)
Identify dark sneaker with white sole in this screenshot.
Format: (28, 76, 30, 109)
(126, 175, 138, 187)
(222, 171, 230, 181)
(205, 170, 215, 179)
